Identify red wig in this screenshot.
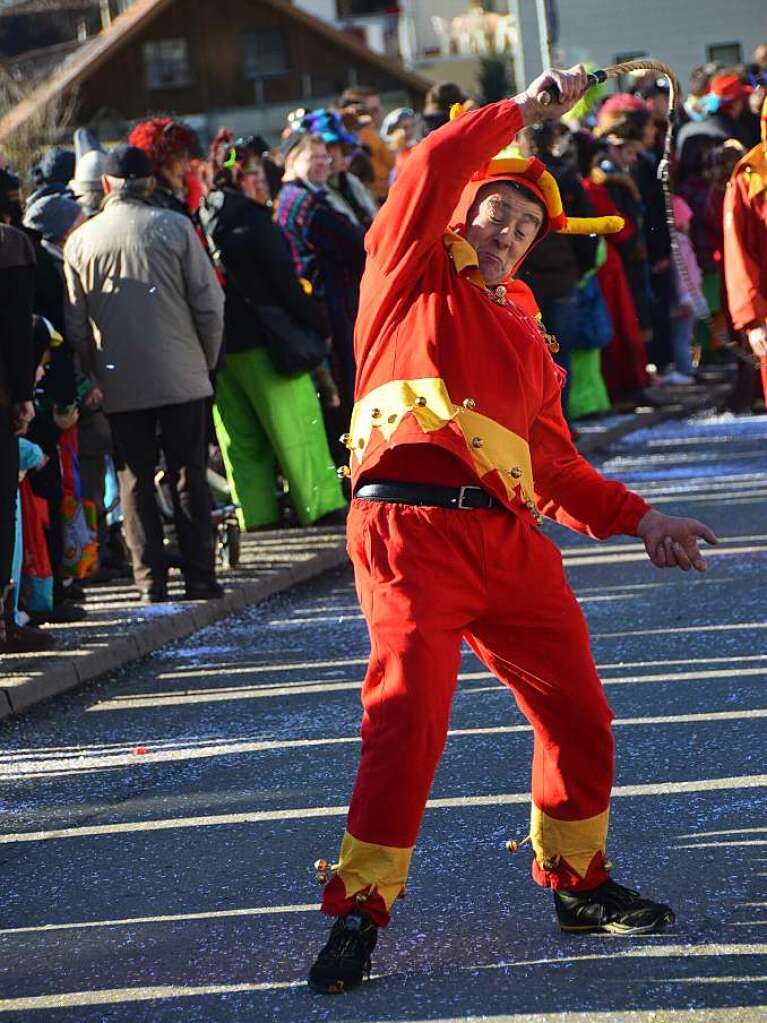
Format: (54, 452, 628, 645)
(128, 118, 199, 174)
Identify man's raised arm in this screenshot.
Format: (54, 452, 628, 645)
(366, 68, 589, 286)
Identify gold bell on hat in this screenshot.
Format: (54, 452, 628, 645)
(509, 466, 522, 479)
(337, 465, 351, 480)
(414, 396, 427, 408)
(462, 397, 476, 409)
(471, 437, 483, 449)
(339, 432, 352, 448)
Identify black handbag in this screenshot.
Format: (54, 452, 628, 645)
(212, 246, 327, 378)
(255, 303, 327, 377)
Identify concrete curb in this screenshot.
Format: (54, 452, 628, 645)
(0, 541, 348, 722)
(1, 382, 728, 723)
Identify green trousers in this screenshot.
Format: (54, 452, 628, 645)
(213, 347, 346, 529)
(568, 348, 611, 420)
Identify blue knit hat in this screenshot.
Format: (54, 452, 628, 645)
(24, 193, 83, 242)
(299, 109, 358, 147)
(39, 147, 76, 185)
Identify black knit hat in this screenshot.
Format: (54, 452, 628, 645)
(103, 144, 153, 180)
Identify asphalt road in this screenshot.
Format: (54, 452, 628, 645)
(1, 412, 766, 1023)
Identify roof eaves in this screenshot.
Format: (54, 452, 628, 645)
(0, 0, 431, 143)
(259, 0, 431, 95)
(0, 0, 172, 141)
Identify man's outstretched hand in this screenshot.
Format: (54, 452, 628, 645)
(637, 509, 719, 572)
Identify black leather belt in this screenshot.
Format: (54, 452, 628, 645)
(354, 481, 497, 510)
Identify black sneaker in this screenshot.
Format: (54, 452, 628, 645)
(308, 910, 378, 994)
(554, 879, 675, 935)
(184, 581, 224, 601)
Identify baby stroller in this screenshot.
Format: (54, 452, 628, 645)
(154, 463, 241, 571)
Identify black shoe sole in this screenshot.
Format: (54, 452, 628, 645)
(307, 961, 371, 995)
(307, 978, 361, 994)
(559, 910, 675, 936)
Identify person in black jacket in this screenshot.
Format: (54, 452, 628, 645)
(201, 135, 346, 531)
(518, 122, 599, 417)
(0, 222, 36, 649)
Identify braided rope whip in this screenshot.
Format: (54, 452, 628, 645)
(605, 62, 759, 369)
(601, 60, 681, 286)
(543, 59, 750, 369)
(539, 60, 681, 291)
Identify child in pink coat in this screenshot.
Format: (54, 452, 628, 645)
(670, 194, 709, 381)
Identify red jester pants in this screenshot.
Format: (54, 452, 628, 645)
(321, 499, 615, 927)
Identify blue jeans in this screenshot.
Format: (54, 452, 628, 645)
(538, 294, 579, 420)
(670, 314, 695, 377)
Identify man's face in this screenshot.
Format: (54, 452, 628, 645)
(327, 142, 348, 176)
(726, 98, 745, 120)
(291, 141, 331, 186)
(161, 152, 191, 192)
(754, 43, 767, 70)
(610, 140, 642, 170)
(365, 94, 384, 130)
(0, 187, 23, 226)
(641, 118, 657, 150)
(240, 159, 269, 204)
(464, 183, 545, 286)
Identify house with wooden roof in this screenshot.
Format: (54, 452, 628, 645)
(0, 0, 430, 144)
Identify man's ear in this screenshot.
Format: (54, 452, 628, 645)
(101, 175, 112, 195)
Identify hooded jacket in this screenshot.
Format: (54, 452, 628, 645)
(64, 193, 224, 414)
(346, 99, 649, 539)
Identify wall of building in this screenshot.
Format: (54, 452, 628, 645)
(75, 0, 422, 140)
(517, 0, 765, 84)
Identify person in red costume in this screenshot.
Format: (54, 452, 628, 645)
(308, 67, 719, 994)
(724, 97, 767, 407)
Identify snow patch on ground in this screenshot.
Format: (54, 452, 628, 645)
(619, 412, 767, 446)
(161, 643, 237, 660)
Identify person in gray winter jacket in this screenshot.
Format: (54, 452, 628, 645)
(64, 145, 225, 604)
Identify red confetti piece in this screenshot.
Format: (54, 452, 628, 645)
(133, 746, 149, 755)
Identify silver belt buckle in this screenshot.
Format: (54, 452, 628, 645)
(457, 485, 480, 509)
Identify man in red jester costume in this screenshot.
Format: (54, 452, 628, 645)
(308, 67, 718, 993)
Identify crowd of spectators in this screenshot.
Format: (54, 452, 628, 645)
(1, 47, 765, 654)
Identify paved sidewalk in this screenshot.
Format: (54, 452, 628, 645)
(0, 380, 730, 721)
(0, 528, 348, 721)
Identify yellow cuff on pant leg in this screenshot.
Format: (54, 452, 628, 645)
(530, 805, 610, 879)
(335, 830, 413, 910)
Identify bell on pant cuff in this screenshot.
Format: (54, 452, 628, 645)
(532, 850, 611, 892)
(320, 874, 392, 927)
